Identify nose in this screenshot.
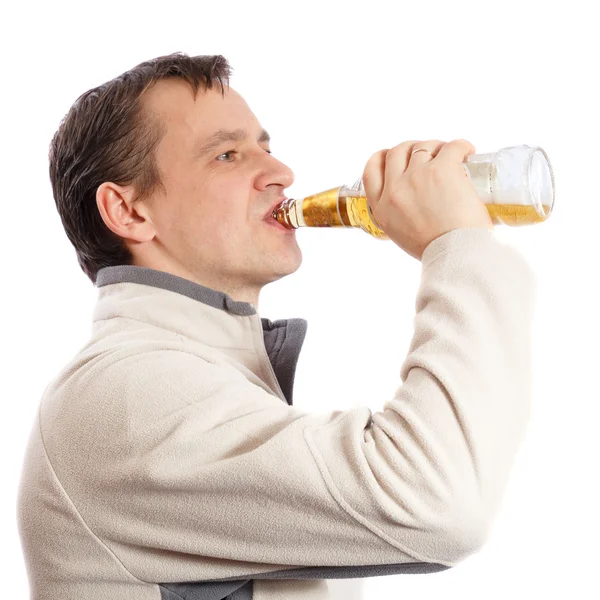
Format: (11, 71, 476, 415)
(255, 152, 295, 191)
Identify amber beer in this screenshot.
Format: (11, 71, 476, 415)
(272, 145, 555, 239)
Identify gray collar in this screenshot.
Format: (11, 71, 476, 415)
(96, 265, 257, 316)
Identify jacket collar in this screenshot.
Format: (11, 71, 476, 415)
(93, 265, 267, 354)
(93, 266, 308, 406)
(96, 265, 258, 316)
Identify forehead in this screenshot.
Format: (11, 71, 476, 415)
(143, 79, 252, 133)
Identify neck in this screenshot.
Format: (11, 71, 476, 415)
(130, 255, 261, 310)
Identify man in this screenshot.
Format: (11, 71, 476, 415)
(17, 52, 536, 600)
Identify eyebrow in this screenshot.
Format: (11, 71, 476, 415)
(194, 128, 271, 159)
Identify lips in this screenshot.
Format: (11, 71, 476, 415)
(265, 197, 288, 220)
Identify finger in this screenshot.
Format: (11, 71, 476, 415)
(405, 140, 446, 169)
(434, 138, 476, 165)
(385, 140, 421, 174)
(362, 149, 389, 213)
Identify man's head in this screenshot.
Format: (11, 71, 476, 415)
(49, 53, 301, 307)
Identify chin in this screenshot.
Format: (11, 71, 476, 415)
(287, 247, 303, 274)
(265, 250, 302, 284)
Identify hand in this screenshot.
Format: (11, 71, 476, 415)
(362, 139, 494, 260)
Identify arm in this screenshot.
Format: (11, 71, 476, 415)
(42, 227, 536, 584)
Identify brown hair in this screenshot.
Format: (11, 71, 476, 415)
(48, 52, 232, 284)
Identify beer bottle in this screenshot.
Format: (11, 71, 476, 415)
(272, 145, 555, 239)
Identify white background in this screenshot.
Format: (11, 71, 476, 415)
(2, 0, 598, 597)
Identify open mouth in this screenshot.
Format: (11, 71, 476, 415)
(264, 214, 293, 232)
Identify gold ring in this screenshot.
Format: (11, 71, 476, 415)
(412, 148, 434, 156)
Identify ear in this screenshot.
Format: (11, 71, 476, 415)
(96, 182, 155, 243)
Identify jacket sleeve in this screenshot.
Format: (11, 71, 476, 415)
(42, 227, 536, 584)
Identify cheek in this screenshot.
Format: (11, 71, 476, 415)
(184, 204, 249, 249)
(163, 176, 252, 243)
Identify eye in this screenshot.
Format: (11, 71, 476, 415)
(215, 149, 272, 162)
(216, 150, 236, 162)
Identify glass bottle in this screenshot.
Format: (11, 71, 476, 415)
(272, 145, 555, 240)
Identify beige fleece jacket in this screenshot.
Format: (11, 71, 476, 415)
(17, 227, 537, 599)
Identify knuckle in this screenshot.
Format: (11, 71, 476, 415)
(406, 168, 422, 185)
(430, 163, 443, 180)
(386, 145, 403, 158)
(386, 147, 406, 164)
(430, 157, 444, 171)
(453, 138, 475, 150)
(430, 162, 450, 183)
(367, 148, 389, 166)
